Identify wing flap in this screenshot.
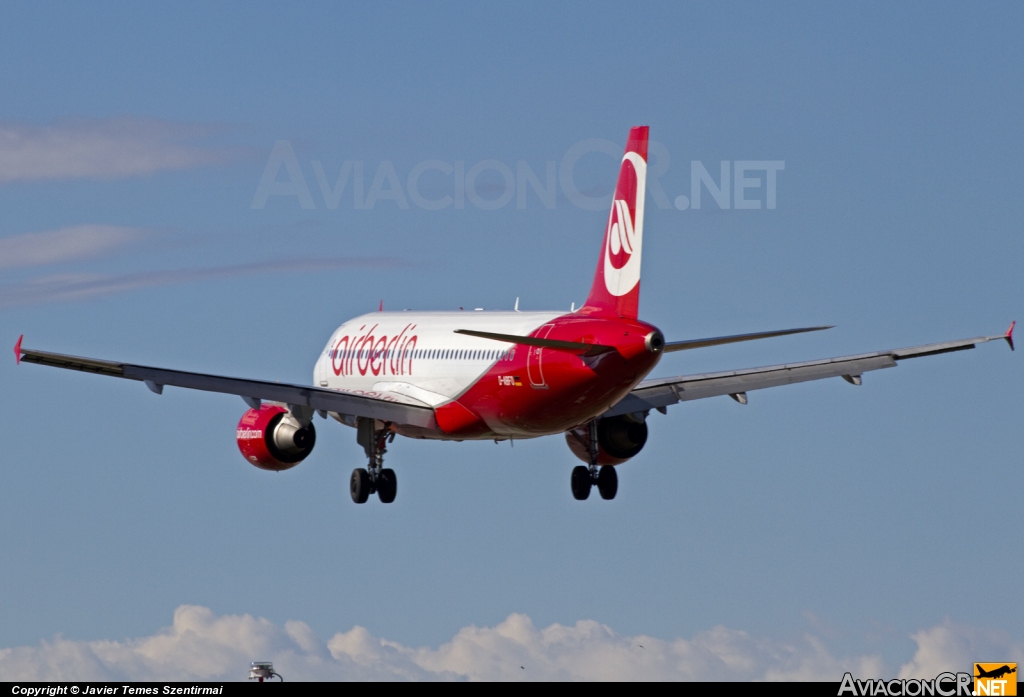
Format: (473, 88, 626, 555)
(609, 330, 1011, 416)
(18, 345, 436, 429)
(20, 347, 125, 377)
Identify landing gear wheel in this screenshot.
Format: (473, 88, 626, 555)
(377, 468, 397, 504)
(350, 468, 372, 504)
(597, 465, 618, 500)
(571, 465, 592, 500)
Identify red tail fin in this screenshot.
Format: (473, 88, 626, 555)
(581, 126, 648, 319)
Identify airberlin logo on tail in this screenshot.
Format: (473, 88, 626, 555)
(603, 151, 646, 297)
(330, 323, 419, 377)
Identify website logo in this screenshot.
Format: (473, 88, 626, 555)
(974, 663, 1017, 696)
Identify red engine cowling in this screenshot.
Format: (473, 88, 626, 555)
(236, 405, 316, 471)
(566, 414, 648, 466)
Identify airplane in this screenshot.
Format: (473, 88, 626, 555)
(14, 126, 1015, 505)
(975, 665, 1016, 680)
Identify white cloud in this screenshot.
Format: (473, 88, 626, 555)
(0, 118, 232, 183)
(4, 606, 1016, 682)
(0, 224, 145, 269)
(0, 607, 1018, 682)
(897, 621, 1024, 679)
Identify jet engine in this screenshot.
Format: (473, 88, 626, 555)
(236, 405, 316, 471)
(565, 413, 648, 465)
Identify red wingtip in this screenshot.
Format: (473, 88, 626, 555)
(1006, 321, 1015, 351)
(14, 334, 23, 365)
(379, 299, 383, 312)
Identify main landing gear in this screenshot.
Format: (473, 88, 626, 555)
(571, 464, 618, 500)
(571, 420, 618, 501)
(351, 418, 397, 504)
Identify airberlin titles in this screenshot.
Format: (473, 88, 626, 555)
(330, 323, 419, 377)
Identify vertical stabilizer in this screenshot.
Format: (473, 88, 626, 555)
(581, 126, 648, 319)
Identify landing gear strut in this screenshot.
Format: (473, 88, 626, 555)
(571, 420, 618, 501)
(351, 418, 397, 504)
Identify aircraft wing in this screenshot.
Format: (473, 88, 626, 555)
(14, 341, 437, 429)
(606, 325, 1014, 417)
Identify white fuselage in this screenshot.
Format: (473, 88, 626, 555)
(314, 311, 562, 407)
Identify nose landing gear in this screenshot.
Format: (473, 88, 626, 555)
(351, 418, 397, 504)
(571, 420, 618, 501)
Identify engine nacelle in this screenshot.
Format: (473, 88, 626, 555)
(565, 413, 648, 466)
(236, 405, 316, 471)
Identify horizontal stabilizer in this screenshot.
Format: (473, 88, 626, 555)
(453, 329, 615, 356)
(663, 326, 832, 353)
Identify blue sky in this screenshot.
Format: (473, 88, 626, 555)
(1, 2, 1021, 680)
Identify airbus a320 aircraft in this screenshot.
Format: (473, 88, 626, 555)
(15, 126, 1014, 504)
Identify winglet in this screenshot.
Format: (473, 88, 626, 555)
(14, 335, 23, 365)
(1006, 321, 1015, 351)
(379, 299, 383, 312)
